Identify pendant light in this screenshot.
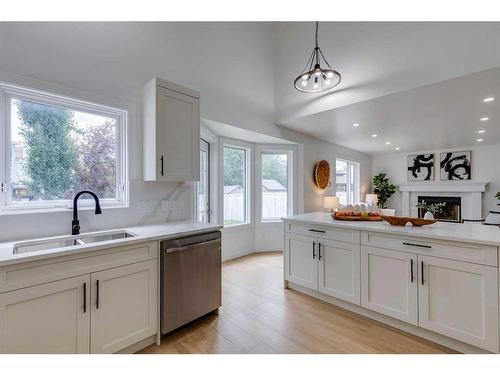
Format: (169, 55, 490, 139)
(294, 22, 341, 93)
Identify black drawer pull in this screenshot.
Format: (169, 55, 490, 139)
(160, 155, 164, 176)
(421, 261, 424, 285)
(83, 283, 87, 313)
(410, 259, 414, 283)
(403, 242, 432, 249)
(309, 229, 326, 234)
(96, 280, 100, 309)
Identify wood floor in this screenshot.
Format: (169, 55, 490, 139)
(139, 252, 456, 354)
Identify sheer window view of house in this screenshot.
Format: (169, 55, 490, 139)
(335, 159, 360, 205)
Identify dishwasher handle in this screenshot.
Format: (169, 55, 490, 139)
(164, 238, 221, 254)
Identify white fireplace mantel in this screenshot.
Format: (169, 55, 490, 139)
(398, 182, 488, 220)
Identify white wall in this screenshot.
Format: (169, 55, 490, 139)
(372, 145, 500, 216)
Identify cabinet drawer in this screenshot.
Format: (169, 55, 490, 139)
(286, 222, 360, 244)
(0, 241, 158, 293)
(361, 232, 497, 266)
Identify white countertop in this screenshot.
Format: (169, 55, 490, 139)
(283, 212, 500, 247)
(0, 221, 222, 267)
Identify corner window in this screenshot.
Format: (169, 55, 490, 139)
(1, 84, 127, 211)
(223, 145, 249, 226)
(261, 151, 291, 221)
(335, 159, 360, 205)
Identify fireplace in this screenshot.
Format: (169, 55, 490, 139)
(418, 196, 462, 223)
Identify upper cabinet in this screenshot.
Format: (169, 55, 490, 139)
(143, 78, 200, 181)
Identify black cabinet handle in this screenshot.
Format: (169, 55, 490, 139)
(410, 259, 414, 283)
(312, 241, 316, 259)
(160, 155, 164, 176)
(421, 261, 424, 285)
(309, 229, 326, 234)
(83, 283, 87, 313)
(96, 280, 100, 309)
(318, 243, 322, 260)
(403, 242, 432, 249)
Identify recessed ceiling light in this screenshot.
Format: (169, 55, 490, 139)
(395, 147, 400, 151)
(371, 134, 377, 138)
(476, 138, 484, 142)
(385, 141, 391, 145)
(480, 117, 489, 122)
(478, 130, 486, 134)
(483, 97, 495, 103)
(353, 123, 360, 127)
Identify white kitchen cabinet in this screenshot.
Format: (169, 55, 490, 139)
(361, 246, 418, 325)
(143, 77, 200, 182)
(90, 259, 157, 354)
(0, 275, 90, 354)
(418, 255, 499, 352)
(285, 234, 318, 290)
(318, 239, 360, 305)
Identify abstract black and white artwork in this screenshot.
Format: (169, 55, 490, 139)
(407, 154, 434, 181)
(440, 151, 471, 180)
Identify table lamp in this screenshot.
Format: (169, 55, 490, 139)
(324, 196, 340, 214)
(365, 194, 378, 206)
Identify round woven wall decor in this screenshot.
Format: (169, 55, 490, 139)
(314, 160, 331, 190)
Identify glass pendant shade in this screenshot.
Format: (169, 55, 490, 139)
(294, 22, 341, 93)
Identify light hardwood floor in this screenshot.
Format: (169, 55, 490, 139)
(140, 252, 456, 354)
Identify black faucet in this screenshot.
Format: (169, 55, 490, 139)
(72, 191, 102, 235)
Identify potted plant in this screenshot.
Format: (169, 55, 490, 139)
(496, 192, 500, 205)
(416, 200, 446, 220)
(372, 173, 397, 216)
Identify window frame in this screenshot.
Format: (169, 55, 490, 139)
(0, 82, 128, 212)
(197, 138, 211, 223)
(335, 158, 360, 205)
(257, 147, 293, 223)
(221, 140, 251, 228)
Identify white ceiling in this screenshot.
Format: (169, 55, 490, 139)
(282, 67, 500, 154)
(274, 22, 500, 153)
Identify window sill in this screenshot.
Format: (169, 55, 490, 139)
(0, 203, 129, 216)
(222, 222, 253, 230)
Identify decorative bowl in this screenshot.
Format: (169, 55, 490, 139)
(381, 216, 437, 227)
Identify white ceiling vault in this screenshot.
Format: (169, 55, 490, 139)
(274, 22, 500, 154)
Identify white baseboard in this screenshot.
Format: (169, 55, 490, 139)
(117, 335, 156, 354)
(222, 249, 255, 262)
(287, 282, 492, 354)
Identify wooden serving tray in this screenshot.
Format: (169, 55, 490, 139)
(381, 215, 437, 226)
(332, 214, 382, 221)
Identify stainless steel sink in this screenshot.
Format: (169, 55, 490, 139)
(13, 230, 136, 255)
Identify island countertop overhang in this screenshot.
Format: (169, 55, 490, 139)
(283, 212, 500, 248)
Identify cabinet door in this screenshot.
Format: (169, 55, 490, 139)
(318, 239, 360, 305)
(90, 259, 157, 354)
(284, 234, 318, 290)
(0, 275, 90, 353)
(418, 255, 499, 352)
(156, 86, 200, 181)
(361, 246, 418, 324)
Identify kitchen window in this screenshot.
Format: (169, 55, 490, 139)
(0, 83, 127, 211)
(335, 158, 360, 205)
(197, 138, 211, 223)
(260, 151, 292, 221)
(223, 144, 249, 226)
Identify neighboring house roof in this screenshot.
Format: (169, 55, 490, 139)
(262, 179, 286, 192)
(224, 185, 242, 194)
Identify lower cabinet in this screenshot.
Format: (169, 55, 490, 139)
(91, 259, 157, 354)
(285, 234, 318, 290)
(285, 234, 360, 305)
(0, 258, 157, 354)
(418, 255, 498, 352)
(318, 239, 360, 305)
(361, 246, 418, 324)
(0, 275, 91, 354)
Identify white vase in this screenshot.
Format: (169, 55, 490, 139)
(424, 211, 434, 220)
(380, 208, 396, 217)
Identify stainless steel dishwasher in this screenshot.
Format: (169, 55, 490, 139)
(160, 230, 221, 335)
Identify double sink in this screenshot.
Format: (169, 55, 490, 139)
(12, 230, 136, 255)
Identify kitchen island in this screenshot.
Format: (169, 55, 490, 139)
(283, 212, 500, 353)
